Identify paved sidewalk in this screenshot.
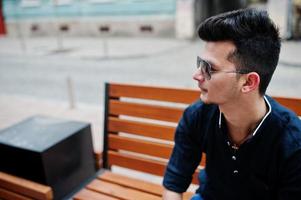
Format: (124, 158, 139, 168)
(0, 36, 190, 60)
(0, 36, 300, 65)
(0, 36, 191, 154)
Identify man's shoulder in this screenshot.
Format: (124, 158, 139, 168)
(267, 96, 300, 126)
(267, 96, 301, 155)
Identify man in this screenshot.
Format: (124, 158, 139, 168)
(163, 8, 301, 200)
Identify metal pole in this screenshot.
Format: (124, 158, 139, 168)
(103, 38, 108, 58)
(54, 0, 63, 50)
(67, 76, 76, 109)
(15, 1, 26, 53)
(287, 0, 293, 39)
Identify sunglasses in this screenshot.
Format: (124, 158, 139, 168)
(197, 56, 250, 80)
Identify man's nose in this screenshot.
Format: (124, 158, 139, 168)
(193, 70, 205, 82)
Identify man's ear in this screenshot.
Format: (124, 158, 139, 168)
(241, 72, 260, 93)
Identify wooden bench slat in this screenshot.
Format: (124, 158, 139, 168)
(108, 134, 173, 159)
(108, 151, 199, 184)
(108, 117, 175, 141)
(0, 187, 33, 200)
(274, 96, 301, 116)
(73, 188, 119, 200)
(99, 171, 163, 196)
(87, 179, 162, 200)
(109, 83, 200, 104)
(0, 172, 52, 200)
(200, 153, 206, 167)
(108, 150, 166, 176)
(98, 171, 194, 200)
(109, 100, 183, 122)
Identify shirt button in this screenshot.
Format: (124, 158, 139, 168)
(232, 156, 236, 160)
(233, 170, 239, 174)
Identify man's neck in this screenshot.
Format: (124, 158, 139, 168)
(219, 95, 268, 146)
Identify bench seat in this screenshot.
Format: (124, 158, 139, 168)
(74, 170, 193, 200)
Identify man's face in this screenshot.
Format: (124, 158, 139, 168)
(193, 41, 244, 105)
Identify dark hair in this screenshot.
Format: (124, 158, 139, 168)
(197, 8, 281, 95)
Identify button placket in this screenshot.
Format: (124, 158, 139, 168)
(228, 142, 239, 175)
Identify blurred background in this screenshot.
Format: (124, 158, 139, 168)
(0, 0, 300, 152)
(1, 0, 301, 39)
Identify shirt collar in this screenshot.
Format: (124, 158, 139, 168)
(218, 96, 272, 136)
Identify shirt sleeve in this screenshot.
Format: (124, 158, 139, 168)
(278, 149, 301, 200)
(163, 104, 203, 193)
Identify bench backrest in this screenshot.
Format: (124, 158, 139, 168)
(103, 82, 301, 184)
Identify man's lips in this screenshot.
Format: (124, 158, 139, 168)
(198, 85, 208, 93)
(200, 88, 208, 93)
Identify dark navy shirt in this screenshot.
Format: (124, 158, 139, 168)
(163, 96, 301, 200)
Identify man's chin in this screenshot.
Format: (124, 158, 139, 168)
(200, 94, 211, 104)
(200, 93, 217, 105)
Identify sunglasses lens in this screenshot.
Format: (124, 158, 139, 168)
(197, 57, 211, 80)
(197, 57, 201, 69)
(204, 61, 211, 80)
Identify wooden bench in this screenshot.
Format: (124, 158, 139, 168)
(0, 171, 53, 200)
(74, 82, 301, 200)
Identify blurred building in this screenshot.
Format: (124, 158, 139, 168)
(267, 0, 290, 38)
(3, 0, 177, 38)
(2, 0, 246, 39)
